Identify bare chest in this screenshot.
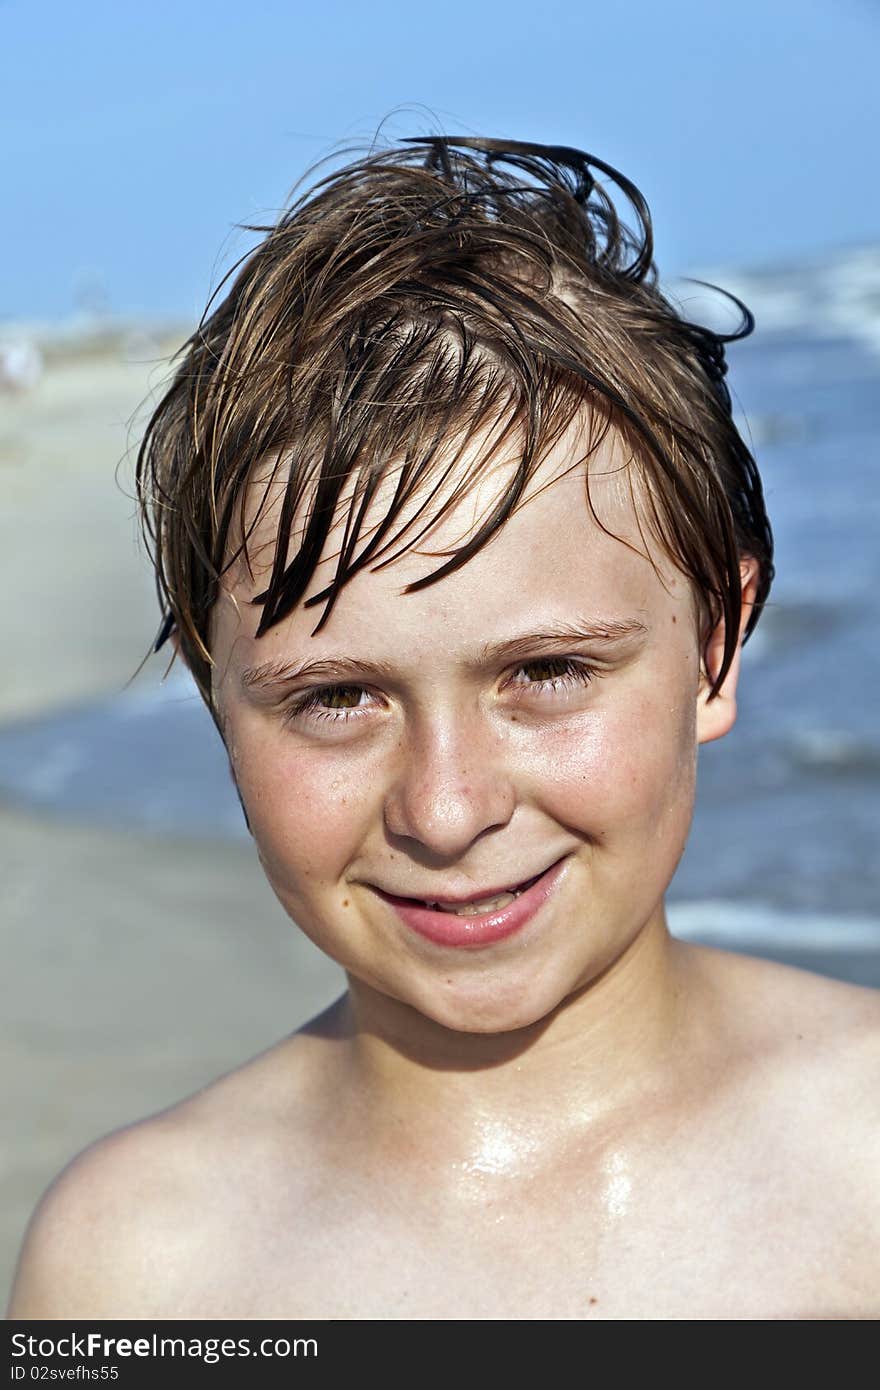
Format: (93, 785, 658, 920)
(186, 1167, 875, 1320)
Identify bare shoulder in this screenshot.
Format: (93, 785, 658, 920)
(680, 944, 880, 1307)
(7, 1000, 346, 1319)
(687, 941, 880, 1076)
(8, 1106, 205, 1318)
(687, 941, 880, 1160)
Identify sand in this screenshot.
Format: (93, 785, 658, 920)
(0, 331, 344, 1305)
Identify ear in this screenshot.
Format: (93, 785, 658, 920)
(696, 557, 761, 746)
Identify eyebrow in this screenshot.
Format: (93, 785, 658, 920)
(476, 617, 649, 667)
(240, 654, 398, 692)
(238, 616, 649, 693)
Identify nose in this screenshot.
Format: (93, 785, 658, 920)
(383, 705, 515, 858)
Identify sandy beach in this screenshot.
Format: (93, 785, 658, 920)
(0, 332, 344, 1304)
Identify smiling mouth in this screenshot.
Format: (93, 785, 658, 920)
(409, 870, 546, 917)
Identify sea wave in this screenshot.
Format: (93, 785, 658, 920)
(667, 899, 880, 950)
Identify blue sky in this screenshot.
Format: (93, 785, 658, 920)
(3, 0, 879, 322)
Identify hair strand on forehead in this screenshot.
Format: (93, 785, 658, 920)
(135, 133, 774, 712)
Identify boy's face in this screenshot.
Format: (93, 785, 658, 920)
(210, 418, 741, 1034)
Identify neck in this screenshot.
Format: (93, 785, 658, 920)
(321, 908, 700, 1170)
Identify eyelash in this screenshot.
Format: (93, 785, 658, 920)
(280, 658, 597, 727)
(282, 685, 374, 726)
(508, 657, 597, 702)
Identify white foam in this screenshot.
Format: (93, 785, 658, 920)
(668, 900, 880, 950)
(670, 245, 880, 357)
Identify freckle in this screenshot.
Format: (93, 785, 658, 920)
(342, 899, 350, 908)
(589, 1296, 598, 1306)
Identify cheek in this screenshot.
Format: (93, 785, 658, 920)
(228, 723, 372, 887)
(525, 689, 696, 836)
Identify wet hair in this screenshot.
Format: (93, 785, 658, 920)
(135, 135, 774, 714)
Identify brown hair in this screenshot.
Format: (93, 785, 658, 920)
(135, 135, 774, 715)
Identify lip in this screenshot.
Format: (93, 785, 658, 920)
(372, 856, 569, 949)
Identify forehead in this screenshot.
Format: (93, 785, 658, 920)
(211, 414, 694, 675)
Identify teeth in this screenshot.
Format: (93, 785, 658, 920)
(414, 867, 548, 915)
(424, 890, 520, 915)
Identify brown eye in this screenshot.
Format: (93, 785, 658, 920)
(520, 658, 575, 682)
(282, 683, 373, 726)
(509, 658, 596, 693)
(321, 685, 366, 708)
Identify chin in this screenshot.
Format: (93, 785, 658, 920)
(405, 969, 577, 1037)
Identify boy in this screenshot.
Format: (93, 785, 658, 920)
(9, 137, 879, 1319)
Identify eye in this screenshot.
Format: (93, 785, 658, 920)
(508, 657, 596, 694)
(282, 683, 374, 726)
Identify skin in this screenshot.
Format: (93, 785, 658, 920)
(8, 419, 880, 1320)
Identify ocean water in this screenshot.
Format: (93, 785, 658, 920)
(2, 258, 878, 964)
(678, 326, 880, 918)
